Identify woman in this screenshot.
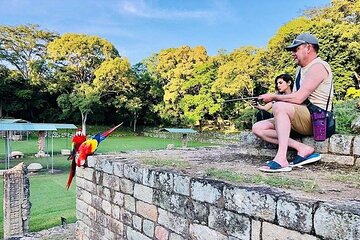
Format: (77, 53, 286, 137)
(255, 73, 294, 121)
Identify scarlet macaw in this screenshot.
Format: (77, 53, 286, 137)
(66, 128, 86, 190)
(66, 123, 123, 190)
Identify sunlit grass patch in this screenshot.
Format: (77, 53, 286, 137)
(141, 159, 190, 169)
(327, 171, 360, 188)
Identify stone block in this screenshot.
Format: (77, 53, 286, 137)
(356, 157, 360, 166)
(113, 191, 124, 206)
(103, 173, 120, 191)
(109, 218, 124, 236)
(158, 208, 188, 235)
(277, 197, 315, 233)
(124, 164, 143, 183)
(76, 199, 88, 216)
(189, 200, 209, 224)
(251, 219, 261, 240)
(224, 185, 281, 221)
(314, 201, 360, 240)
(143, 219, 155, 238)
(136, 201, 158, 221)
(329, 134, 353, 155)
(87, 156, 97, 168)
(173, 174, 190, 196)
(353, 136, 360, 156)
(155, 225, 169, 240)
(102, 200, 112, 215)
(133, 215, 142, 231)
(191, 178, 223, 205)
(122, 209, 133, 225)
(351, 115, 360, 133)
(209, 206, 251, 239)
(302, 137, 329, 153)
(321, 154, 355, 165)
(114, 162, 124, 177)
(143, 169, 174, 193)
(99, 159, 114, 174)
(77, 189, 92, 205)
(153, 189, 189, 217)
(97, 186, 111, 200)
(112, 205, 120, 220)
(262, 222, 317, 240)
(124, 194, 136, 212)
(96, 210, 109, 227)
(120, 178, 134, 194)
(189, 223, 227, 240)
(81, 167, 94, 181)
(134, 184, 154, 203)
(126, 227, 151, 240)
(238, 131, 262, 147)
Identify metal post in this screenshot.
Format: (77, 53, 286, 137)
(51, 131, 54, 174)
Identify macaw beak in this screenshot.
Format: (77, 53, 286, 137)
(100, 122, 123, 141)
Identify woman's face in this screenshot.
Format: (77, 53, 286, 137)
(276, 78, 291, 93)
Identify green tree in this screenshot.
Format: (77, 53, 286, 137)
(154, 46, 208, 125)
(179, 59, 222, 129)
(0, 24, 58, 81)
(47, 33, 121, 133)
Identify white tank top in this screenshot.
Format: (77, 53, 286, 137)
(294, 57, 333, 111)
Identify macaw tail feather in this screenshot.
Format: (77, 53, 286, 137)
(101, 122, 123, 139)
(66, 159, 77, 190)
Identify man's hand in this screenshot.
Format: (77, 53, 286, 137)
(259, 93, 276, 103)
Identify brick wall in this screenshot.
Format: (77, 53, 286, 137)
(76, 156, 360, 240)
(3, 162, 31, 239)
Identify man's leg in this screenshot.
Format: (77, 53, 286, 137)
(252, 102, 315, 166)
(271, 102, 293, 166)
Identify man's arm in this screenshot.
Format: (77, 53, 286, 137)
(260, 63, 329, 104)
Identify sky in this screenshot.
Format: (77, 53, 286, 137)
(0, 0, 331, 64)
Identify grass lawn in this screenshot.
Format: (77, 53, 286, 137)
(0, 135, 214, 237)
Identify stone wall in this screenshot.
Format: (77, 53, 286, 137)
(144, 131, 360, 166)
(3, 162, 31, 239)
(76, 156, 360, 240)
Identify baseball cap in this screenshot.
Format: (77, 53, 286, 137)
(285, 33, 319, 51)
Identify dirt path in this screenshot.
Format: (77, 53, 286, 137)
(119, 145, 360, 202)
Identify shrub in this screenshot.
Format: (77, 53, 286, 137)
(334, 99, 360, 134)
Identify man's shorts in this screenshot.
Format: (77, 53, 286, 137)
(291, 104, 312, 135)
(266, 104, 312, 136)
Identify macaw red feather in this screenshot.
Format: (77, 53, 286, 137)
(66, 159, 77, 190)
(76, 140, 98, 167)
(66, 129, 86, 190)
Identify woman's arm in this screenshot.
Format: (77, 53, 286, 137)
(255, 102, 272, 111)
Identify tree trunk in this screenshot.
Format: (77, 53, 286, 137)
(0, 102, 2, 118)
(81, 111, 88, 135)
(133, 112, 137, 132)
(354, 71, 360, 89)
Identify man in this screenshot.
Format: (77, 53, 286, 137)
(252, 33, 333, 172)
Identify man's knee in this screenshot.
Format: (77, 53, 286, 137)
(272, 102, 294, 116)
